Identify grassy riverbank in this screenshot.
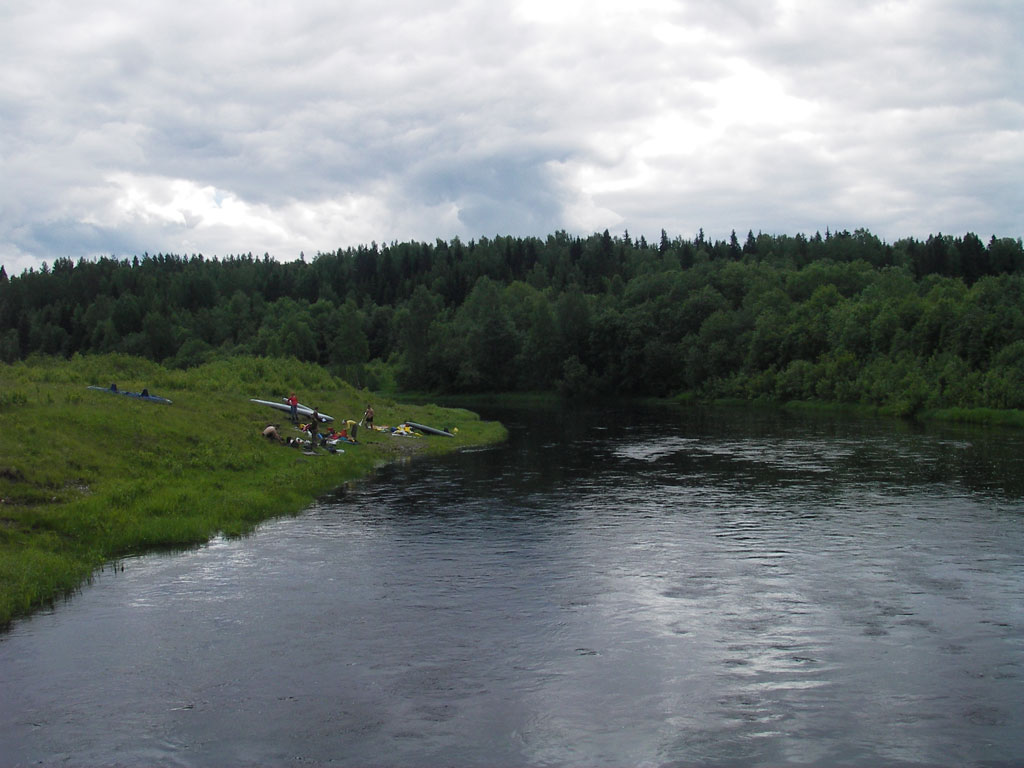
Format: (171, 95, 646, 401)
(674, 391, 1024, 429)
(777, 400, 1024, 428)
(0, 354, 507, 628)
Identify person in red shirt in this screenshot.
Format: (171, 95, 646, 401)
(288, 392, 299, 424)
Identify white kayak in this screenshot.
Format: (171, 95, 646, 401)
(250, 398, 334, 423)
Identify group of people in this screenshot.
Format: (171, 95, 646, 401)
(262, 393, 375, 453)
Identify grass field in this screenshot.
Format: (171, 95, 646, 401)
(0, 354, 507, 628)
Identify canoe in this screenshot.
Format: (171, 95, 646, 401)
(279, 397, 337, 421)
(404, 420, 453, 437)
(88, 385, 172, 404)
(250, 398, 334, 423)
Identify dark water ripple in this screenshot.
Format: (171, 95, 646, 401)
(1, 405, 1023, 767)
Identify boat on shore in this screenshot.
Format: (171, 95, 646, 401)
(250, 398, 334, 423)
(404, 420, 454, 437)
(88, 385, 172, 404)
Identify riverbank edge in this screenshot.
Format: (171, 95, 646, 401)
(710, 397, 1024, 428)
(416, 389, 1024, 430)
(0, 356, 508, 630)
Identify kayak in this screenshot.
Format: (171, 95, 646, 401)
(279, 397, 337, 421)
(250, 398, 334, 423)
(88, 385, 172, 404)
(404, 420, 453, 437)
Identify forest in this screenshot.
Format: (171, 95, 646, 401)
(2, 227, 1024, 415)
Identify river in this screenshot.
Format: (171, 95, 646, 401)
(1, 404, 1022, 767)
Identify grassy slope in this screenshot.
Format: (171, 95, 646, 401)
(0, 354, 507, 628)
(684, 392, 1024, 429)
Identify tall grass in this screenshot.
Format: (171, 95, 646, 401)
(0, 354, 507, 628)
(923, 406, 1024, 428)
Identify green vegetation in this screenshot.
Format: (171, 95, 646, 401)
(3, 228, 1024, 417)
(0, 354, 506, 628)
(4, 225, 1024, 624)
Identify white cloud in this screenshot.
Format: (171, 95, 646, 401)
(1, 0, 1021, 275)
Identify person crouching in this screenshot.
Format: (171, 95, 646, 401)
(308, 408, 322, 448)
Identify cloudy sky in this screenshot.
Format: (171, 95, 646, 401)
(2, 0, 1021, 275)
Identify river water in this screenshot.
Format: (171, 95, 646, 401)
(2, 404, 1023, 767)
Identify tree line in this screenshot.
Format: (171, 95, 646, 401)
(2, 227, 1024, 414)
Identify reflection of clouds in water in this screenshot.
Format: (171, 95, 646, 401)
(700, 440, 857, 474)
(611, 435, 978, 483)
(612, 437, 700, 462)
(613, 436, 857, 474)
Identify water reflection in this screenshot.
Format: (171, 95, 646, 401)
(1, 404, 1023, 767)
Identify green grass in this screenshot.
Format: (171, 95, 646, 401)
(683, 392, 1024, 429)
(922, 406, 1024, 428)
(0, 354, 507, 628)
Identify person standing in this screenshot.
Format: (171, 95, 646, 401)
(363, 404, 374, 430)
(288, 392, 299, 424)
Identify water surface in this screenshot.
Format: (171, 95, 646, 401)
(2, 405, 1022, 766)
